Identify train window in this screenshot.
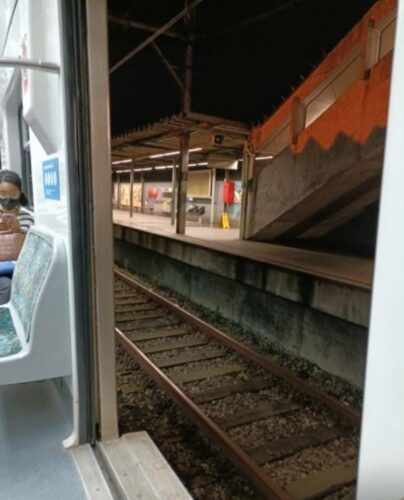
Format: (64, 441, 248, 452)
(18, 104, 33, 209)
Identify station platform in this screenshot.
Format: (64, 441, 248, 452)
(113, 210, 373, 290)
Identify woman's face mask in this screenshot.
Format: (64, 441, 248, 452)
(0, 196, 20, 211)
(0, 182, 21, 213)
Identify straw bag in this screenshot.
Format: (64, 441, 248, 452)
(0, 214, 25, 262)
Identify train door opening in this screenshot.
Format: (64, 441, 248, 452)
(107, 1, 404, 498)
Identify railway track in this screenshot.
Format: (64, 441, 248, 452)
(114, 268, 361, 500)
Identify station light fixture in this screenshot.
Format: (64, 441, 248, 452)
(149, 147, 203, 159)
(154, 161, 208, 169)
(115, 161, 208, 174)
(112, 158, 133, 165)
(255, 155, 274, 161)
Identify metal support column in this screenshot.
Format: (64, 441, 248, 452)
(240, 147, 249, 239)
(357, 4, 404, 499)
(239, 144, 254, 240)
(183, 0, 193, 115)
(129, 168, 134, 218)
(140, 173, 145, 213)
(117, 173, 121, 209)
(171, 163, 177, 226)
(175, 1, 193, 235)
(210, 168, 216, 227)
(183, 43, 192, 114)
(176, 133, 190, 234)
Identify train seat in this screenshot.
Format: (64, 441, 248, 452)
(0, 227, 72, 385)
(0, 308, 22, 357)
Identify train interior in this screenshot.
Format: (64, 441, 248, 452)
(0, 2, 86, 498)
(0, 2, 191, 499)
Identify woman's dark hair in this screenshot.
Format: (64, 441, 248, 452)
(0, 169, 28, 206)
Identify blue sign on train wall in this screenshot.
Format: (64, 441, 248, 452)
(43, 157, 60, 200)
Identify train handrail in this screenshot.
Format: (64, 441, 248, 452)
(0, 57, 59, 73)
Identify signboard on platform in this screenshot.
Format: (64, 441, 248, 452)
(207, 159, 239, 170)
(118, 183, 142, 209)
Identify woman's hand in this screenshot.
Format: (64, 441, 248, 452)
(0, 213, 21, 233)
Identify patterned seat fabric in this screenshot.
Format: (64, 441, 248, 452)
(10, 232, 53, 342)
(0, 308, 21, 357)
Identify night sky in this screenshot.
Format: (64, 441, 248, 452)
(108, 0, 377, 136)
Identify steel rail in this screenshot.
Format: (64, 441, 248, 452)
(114, 268, 361, 427)
(115, 327, 292, 500)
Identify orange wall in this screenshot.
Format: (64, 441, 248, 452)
(252, 0, 396, 151)
(295, 53, 392, 152)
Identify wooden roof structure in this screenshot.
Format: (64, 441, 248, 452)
(111, 111, 250, 171)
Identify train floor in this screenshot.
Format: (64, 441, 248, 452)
(0, 380, 86, 500)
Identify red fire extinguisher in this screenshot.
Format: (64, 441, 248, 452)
(223, 180, 235, 205)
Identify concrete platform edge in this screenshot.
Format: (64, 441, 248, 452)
(97, 432, 192, 500)
(114, 224, 371, 328)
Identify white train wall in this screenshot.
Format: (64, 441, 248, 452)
(0, 0, 83, 444)
(0, 0, 68, 232)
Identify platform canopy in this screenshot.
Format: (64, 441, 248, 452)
(111, 111, 250, 171)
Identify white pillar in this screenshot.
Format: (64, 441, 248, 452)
(357, 5, 404, 499)
(85, 0, 118, 442)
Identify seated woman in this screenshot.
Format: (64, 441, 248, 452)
(0, 170, 34, 305)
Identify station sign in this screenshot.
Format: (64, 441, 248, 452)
(207, 159, 239, 170)
(43, 157, 61, 201)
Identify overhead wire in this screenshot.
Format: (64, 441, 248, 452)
(197, 0, 312, 40)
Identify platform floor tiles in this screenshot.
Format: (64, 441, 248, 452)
(0, 380, 86, 500)
(113, 209, 240, 241)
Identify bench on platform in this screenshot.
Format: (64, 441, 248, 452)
(0, 227, 71, 385)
